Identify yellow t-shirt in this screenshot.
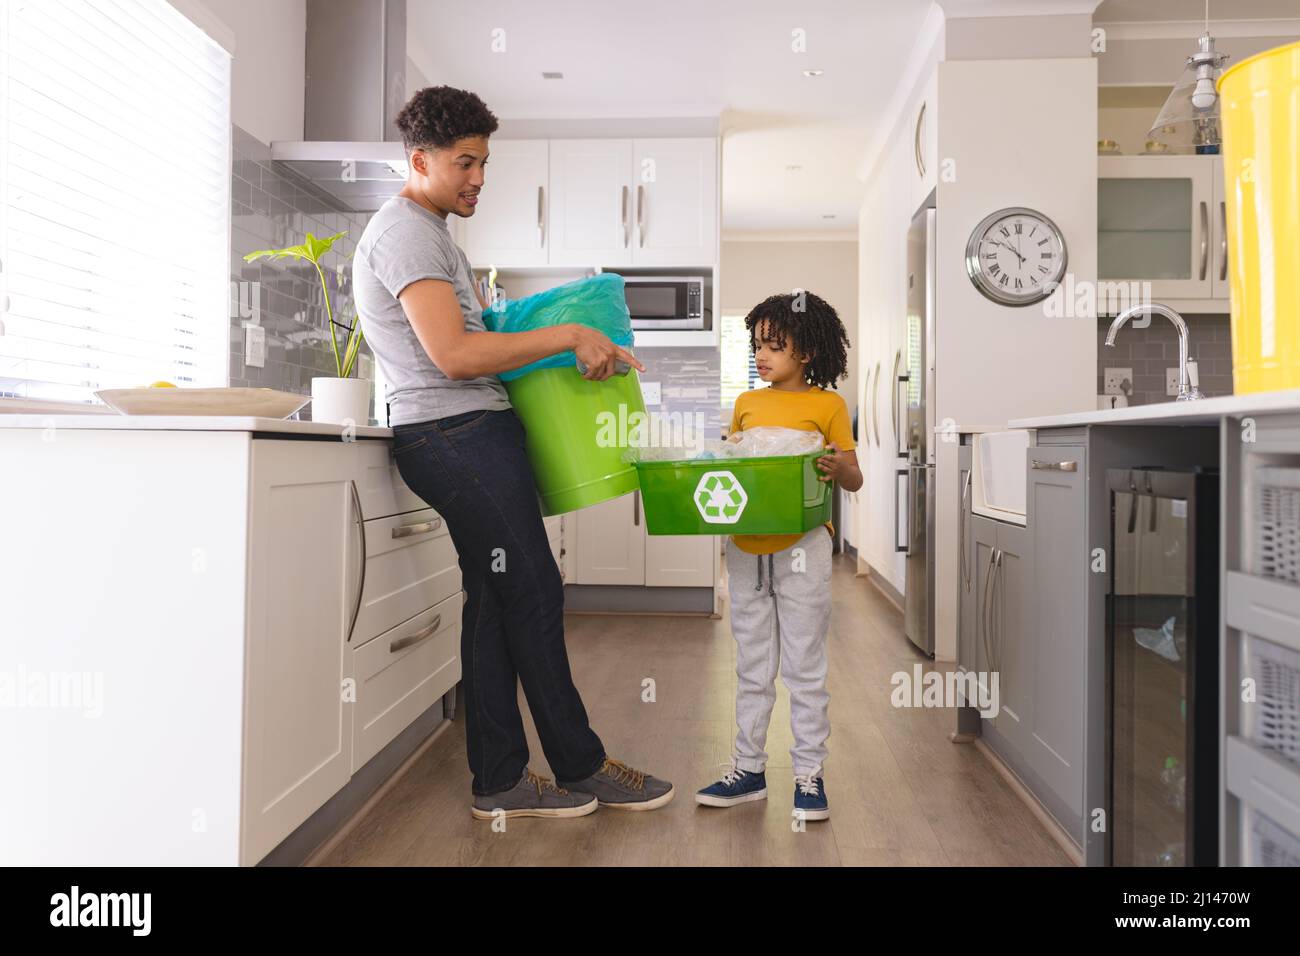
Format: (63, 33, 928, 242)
(727, 385, 856, 555)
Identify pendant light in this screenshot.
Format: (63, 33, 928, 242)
(1148, 0, 1230, 154)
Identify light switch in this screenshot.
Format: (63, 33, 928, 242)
(244, 323, 266, 368)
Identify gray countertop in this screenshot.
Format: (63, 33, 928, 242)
(0, 414, 395, 438)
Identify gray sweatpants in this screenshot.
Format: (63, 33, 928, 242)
(724, 527, 833, 777)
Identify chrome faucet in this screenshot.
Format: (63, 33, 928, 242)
(1105, 303, 1204, 401)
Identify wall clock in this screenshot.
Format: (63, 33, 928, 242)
(965, 207, 1067, 307)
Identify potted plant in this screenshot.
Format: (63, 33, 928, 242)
(243, 231, 368, 425)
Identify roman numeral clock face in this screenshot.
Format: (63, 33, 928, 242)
(964, 207, 1068, 306)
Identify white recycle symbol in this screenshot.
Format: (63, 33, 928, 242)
(693, 470, 748, 524)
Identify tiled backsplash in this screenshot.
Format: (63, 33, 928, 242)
(1096, 313, 1234, 405)
(637, 346, 724, 441)
(228, 125, 376, 419)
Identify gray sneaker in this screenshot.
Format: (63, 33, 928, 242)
(557, 757, 675, 811)
(470, 768, 598, 820)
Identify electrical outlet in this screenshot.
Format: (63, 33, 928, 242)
(1103, 367, 1132, 395)
(244, 323, 266, 369)
(1166, 367, 1180, 396)
(640, 380, 661, 406)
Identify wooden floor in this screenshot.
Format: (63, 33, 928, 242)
(319, 551, 1075, 866)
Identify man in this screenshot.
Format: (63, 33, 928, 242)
(352, 86, 673, 819)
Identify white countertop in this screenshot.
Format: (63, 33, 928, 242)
(1007, 389, 1300, 429)
(0, 414, 395, 438)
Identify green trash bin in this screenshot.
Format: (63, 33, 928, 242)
(504, 365, 646, 516)
(633, 449, 831, 535)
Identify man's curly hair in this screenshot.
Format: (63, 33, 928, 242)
(395, 86, 499, 151)
(744, 291, 850, 390)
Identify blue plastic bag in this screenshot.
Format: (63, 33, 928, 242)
(480, 273, 634, 381)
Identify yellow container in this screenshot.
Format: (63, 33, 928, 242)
(1218, 40, 1300, 393)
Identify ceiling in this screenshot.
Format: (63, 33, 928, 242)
(410, 0, 1277, 238)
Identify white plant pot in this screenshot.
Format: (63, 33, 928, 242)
(311, 377, 371, 426)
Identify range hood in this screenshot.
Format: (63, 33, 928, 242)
(271, 0, 408, 212)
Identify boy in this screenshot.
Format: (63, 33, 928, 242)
(696, 291, 862, 821)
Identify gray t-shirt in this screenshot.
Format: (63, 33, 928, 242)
(353, 196, 511, 425)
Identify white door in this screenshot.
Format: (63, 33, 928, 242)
(1098, 155, 1216, 302)
(631, 138, 717, 266)
(549, 139, 634, 266)
(242, 440, 358, 864)
(573, 491, 646, 584)
(645, 533, 716, 587)
(461, 139, 549, 267)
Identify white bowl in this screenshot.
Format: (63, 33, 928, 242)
(94, 387, 311, 418)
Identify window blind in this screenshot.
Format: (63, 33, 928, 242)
(0, 0, 232, 403)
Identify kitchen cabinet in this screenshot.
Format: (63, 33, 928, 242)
(460, 139, 550, 267)
(462, 137, 717, 270)
(548, 139, 634, 266)
(0, 420, 461, 865)
(571, 490, 716, 588)
(630, 138, 718, 267)
(1023, 444, 1088, 826)
(242, 439, 360, 865)
(971, 514, 1028, 757)
(1097, 155, 1229, 311)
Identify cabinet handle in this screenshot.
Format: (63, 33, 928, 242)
(390, 615, 441, 653)
(633, 489, 640, 526)
(979, 546, 997, 675)
(621, 185, 630, 248)
(960, 469, 971, 592)
(871, 360, 881, 447)
(914, 100, 927, 178)
(1031, 459, 1077, 472)
(1198, 200, 1208, 280)
(636, 184, 646, 248)
(989, 549, 1004, 672)
(537, 185, 545, 248)
(392, 517, 441, 538)
(1219, 200, 1227, 282)
(893, 349, 909, 459)
(347, 479, 366, 644)
(894, 468, 910, 553)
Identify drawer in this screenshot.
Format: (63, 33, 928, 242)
(355, 440, 428, 520)
(1226, 570, 1300, 653)
(352, 507, 461, 644)
(1225, 735, 1300, 841)
(352, 595, 462, 771)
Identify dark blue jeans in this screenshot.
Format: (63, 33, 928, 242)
(391, 407, 606, 795)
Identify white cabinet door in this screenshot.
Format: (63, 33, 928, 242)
(1098, 155, 1216, 302)
(549, 139, 634, 266)
(461, 139, 549, 267)
(645, 533, 716, 587)
(573, 491, 646, 584)
(243, 440, 358, 865)
(631, 138, 717, 266)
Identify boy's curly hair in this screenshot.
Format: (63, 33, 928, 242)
(744, 291, 850, 390)
(395, 86, 499, 151)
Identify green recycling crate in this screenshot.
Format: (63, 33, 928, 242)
(633, 449, 831, 535)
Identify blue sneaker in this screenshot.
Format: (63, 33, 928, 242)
(695, 760, 767, 807)
(793, 770, 829, 821)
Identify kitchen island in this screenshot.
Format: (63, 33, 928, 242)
(0, 415, 460, 865)
(952, 389, 1300, 867)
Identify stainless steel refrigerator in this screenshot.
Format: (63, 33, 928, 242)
(899, 207, 936, 655)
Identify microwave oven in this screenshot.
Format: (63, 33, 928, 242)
(622, 275, 706, 330)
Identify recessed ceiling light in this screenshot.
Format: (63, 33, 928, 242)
(542, 71, 563, 80)
(785, 164, 803, 172)
(802, 69, 824, 77)
(822, 214, 836, 219)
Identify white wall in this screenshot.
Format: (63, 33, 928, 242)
(200, 0, 306, 145)
(721, 239, 860, 418)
